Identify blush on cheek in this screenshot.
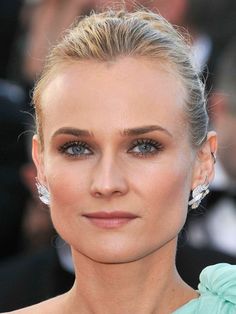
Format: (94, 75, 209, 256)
(166, 173, 190, 227)
(46, 161, 89, 206)
(148, 166, 189, 226)
(44, 159, 93, 239)
(51, 179, 79, 206)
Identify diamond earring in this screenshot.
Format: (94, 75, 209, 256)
(35, 178, 50, 205)
(188, 179, 209, 209)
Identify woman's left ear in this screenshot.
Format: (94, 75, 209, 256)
(32, 134, 46, 184)
(191, 131, 217, 188)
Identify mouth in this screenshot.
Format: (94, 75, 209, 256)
(82, 211, 139, 229)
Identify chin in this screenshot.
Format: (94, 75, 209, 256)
(94, 250, 148, 264)
(74, 243, 142, 264)
(71, 238, 169, 265)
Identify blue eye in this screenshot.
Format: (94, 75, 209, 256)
(132, 143, 155, 153)
(59, 141, 92, 157)
(128, 139, 163, 157)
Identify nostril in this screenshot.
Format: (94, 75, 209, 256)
(94, 191, 102, 198)
(92, 189, 124, 198)
(114, 190, 122, 196)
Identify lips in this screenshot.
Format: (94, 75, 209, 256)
(82, 211, 138, 228)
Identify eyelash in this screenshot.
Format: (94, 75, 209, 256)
(127, 139, 164, 158)
(58, 138, 164, 159)
(58, 141, 92, 158)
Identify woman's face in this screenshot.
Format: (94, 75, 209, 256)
(33, 58, 197, 263)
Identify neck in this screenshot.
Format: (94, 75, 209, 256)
(65, 238, 197, 314)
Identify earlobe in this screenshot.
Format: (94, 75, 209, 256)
(32, 135, 45, 184)
(188, 178, 210, 209)
(189, 132, 217, 209)
(191, 131, 218, 189)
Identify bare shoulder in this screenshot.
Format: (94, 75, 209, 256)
(1, 293, 68, 314)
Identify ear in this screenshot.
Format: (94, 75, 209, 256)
(32, 135, 46, 185)
(191, 131, 217, 189)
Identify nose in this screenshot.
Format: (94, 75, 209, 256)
(90, 154, 129, 199)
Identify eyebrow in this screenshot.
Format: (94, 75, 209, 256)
(122, 125, 172, 137)
(52, 127, 94, 138)
(52, 125, 172, 139)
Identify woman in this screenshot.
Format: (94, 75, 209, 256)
(7, 9, 236, 314)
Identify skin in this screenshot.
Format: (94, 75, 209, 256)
(10, 57, 216, 314)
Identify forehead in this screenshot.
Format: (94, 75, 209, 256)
(41, 57, 187, 139)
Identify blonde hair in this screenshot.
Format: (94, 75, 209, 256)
(33, 9, 208, 148)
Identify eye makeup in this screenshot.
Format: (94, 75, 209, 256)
(57, 137, 164, 159)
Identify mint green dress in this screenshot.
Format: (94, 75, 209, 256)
(173, 263, 236, 313)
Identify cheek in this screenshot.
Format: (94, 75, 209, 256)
(134, 158, 191, 232)
(45, 160, 90, 220)
(134, 154, 191, 202)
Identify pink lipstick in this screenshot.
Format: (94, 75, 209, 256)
(82, 211, 138, 229)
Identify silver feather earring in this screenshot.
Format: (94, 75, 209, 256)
(35, 178, 50, 205)
(188, 178, 209, 209)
